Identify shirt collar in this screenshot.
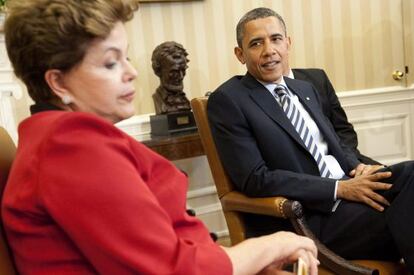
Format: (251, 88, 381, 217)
(287, 69, 295, 79)
(257, 77, 289, 94)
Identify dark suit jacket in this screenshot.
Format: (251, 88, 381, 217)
(208, 73, 360, 212)
(208, 74, 414, 263)
(292, 68, 379, 165)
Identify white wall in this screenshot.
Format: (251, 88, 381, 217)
(0, 22, 22, 143)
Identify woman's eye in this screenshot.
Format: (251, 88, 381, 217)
(105, 62, 117, 69)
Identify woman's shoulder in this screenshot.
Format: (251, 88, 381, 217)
(21, 111, 129, 147)
(27, 111, 122, 132)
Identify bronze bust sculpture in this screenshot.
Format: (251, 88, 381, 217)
(151, 41, 191, 114)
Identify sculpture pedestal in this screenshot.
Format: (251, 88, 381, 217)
(150, 111, 197, 136)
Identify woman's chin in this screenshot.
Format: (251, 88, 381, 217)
(119, 108, 136, 122)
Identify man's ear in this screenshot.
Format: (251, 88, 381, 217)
(234, 46, 245, 64)
(286, 36, 292, 51)
(44, 69, 71, 99)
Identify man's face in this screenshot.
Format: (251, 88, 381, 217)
(235, 16, 290, 83)
(160, 56, 187, 93)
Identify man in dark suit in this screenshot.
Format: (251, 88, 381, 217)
(207, 7, 414, 272)
(289, 68, 380, 165)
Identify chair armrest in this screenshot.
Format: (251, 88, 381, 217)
(220, 191, 303, 219)
(221, 191, 380, 274)
(293, 210, 377, 275)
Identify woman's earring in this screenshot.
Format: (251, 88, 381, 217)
(61, 95, 72, 105)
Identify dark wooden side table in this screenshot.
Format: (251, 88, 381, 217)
(138, 130, 204, 160)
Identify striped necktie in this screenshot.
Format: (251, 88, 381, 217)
(274, 85, 332, 178)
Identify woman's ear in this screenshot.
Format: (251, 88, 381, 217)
(44, 69, 71, 101)
(44, 69, 74, 105)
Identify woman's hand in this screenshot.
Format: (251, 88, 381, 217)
(261, 232, 318, 275)
(223, 231, 318, 275)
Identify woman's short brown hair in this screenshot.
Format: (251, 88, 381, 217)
(4, 0, 139, 103)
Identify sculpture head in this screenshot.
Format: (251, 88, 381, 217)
(152, 41, 189, 93)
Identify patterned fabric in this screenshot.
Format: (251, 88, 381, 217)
(275, 85, 332, 178)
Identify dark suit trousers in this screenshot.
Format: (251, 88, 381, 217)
(308, 161, 414, 272)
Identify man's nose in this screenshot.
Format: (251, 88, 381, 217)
(262, 41, 275, 56)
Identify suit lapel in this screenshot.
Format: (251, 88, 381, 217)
(241, 73, 308, 152)
(285, 77, 348, 166)
(285, 77, 333, 141)
(285, 77, 319, 119)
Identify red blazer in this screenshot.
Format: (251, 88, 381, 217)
(2, 111, 232, 275)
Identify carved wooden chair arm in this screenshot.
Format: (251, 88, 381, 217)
(221, 191, 377, 275)
(293, 217, 376, 275)
(220, 191, 302, 219)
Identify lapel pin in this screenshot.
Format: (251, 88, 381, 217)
(306, 97, 310, 101)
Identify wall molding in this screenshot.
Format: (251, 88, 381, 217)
(191, 202, 222, 216)
(338, 85, 414, 107)
(0, 83, 23, 143)
(0, 83, 23, 100)
(116, 113, 152, 140)
(187, 185, 217, 199)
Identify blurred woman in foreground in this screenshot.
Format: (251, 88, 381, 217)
(2, 0, 318, 274)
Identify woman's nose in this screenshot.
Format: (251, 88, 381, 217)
(125, 61, 138, 82)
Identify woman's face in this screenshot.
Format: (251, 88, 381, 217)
(59, 22, 137, 124)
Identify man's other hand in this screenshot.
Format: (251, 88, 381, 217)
(349, 163, 386, 177)
(337, 172, 392, 211)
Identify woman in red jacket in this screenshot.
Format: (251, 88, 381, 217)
(2, 0, 317, 274)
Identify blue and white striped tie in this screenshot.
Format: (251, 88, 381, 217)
(275, 85, 332, 178)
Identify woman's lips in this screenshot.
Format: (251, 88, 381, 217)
(120, 91, 135, 102)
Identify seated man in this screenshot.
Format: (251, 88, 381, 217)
(208, 7, 414, 272)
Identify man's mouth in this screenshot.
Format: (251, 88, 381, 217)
(261, 60, 280, 69)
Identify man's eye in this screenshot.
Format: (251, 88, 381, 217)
(250, 42, 261, 47)
(105, 62, 117, 69)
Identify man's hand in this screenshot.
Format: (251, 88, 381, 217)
(349, 163, 385, 177)
(337, 172, 392, 211)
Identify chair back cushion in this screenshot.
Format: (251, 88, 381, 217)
(0, 126, 17, 275)
(191, 97, 234, 198)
